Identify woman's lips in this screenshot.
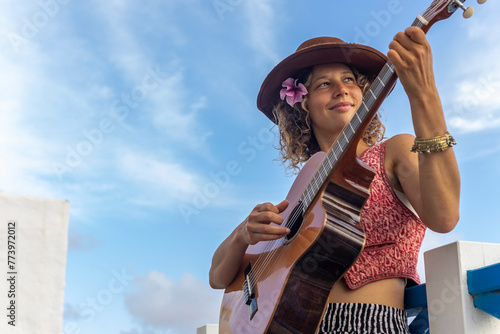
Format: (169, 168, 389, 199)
(330, 102, 354, 112)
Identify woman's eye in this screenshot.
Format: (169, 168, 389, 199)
(317, 82, 329, 88)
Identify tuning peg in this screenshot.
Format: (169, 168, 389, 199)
(477, 0, 487, 4)
(453, 0, 474, 18)
(462, 6, 474, 18)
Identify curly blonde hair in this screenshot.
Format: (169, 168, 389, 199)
(273, 65, 385, 173)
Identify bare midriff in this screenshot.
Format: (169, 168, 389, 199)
(327, 277, 407, 310)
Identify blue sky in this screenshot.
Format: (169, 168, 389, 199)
(1, 0, 500, 333)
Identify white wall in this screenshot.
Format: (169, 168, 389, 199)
(197, 324, 219, 334)
(0, 193, 69, 333)
(425, 241, 500, 334)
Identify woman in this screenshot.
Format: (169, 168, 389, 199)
(210, 27, 460, 333)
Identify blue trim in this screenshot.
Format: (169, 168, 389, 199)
(405, 284, 429, 334)
(467, 262, 500, 320)
(404, 283, 427, 316)
(408, 308, 430, 334)
(467, 262, 500, 295)
(472, 292, 500, 320)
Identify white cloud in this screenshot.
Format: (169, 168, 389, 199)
(441, 2, 500, 134)
(448, 116, 500, 133)
(90, 2, 150, 78)
(445, 73, 500, 133)
(0, 41, 62, 199)
(143, 63, 213, 150)
(90, 2, 212, 150)
(0, 0, 214, 207)
(117, 148, 203, 203)
(244, 0, 280, 64)
(114, 146, 249, 216)
(124, 272, 222, 334)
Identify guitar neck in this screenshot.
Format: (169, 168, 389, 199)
(299, 16, 429, 211)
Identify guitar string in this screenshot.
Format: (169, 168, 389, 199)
(249, 206, 297, 280)
(250, 200, 306, 280)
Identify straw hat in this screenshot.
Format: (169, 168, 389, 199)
(256, 37, 387, 123)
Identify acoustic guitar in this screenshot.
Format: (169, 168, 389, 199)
(219, 1, 481, 332)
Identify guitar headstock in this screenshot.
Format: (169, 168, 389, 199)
(419, 0, 487, 33)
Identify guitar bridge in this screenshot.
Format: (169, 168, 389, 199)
(243, 262, 258, 320)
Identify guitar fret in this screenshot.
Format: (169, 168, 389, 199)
(318, 169, 325, 182)
(369, 89, 377, 100)
(360, 103, 371, 120)
(365, 94, 375, 108)
(359, 104, 368, 118)
(386, 62, 395, 73)
(352, 112, 361, 125)
(324, 155, 333, 169)
(361, 101, 369, 115)
(303, 191, 311, 206)
(355, 112, 362, 123)
(313, 173, 321, 188)
(346, 122, 356, 133)
(342, 131, 349, 143)
(372, 80, 384, 95)
(330, 147, 339, 161)
(376, 76, 386, 87)
(349, 121, 356, 134)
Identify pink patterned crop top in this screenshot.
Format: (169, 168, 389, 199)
(343, 141, 427, 289)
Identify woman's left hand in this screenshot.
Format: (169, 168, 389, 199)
(388, 26, 437, 101)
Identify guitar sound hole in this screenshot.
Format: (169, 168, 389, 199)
(284, 204, 304, 242)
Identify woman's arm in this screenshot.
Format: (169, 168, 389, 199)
(386, 27, 460, 233)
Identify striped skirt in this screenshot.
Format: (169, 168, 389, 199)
(318, 303, 411, 334)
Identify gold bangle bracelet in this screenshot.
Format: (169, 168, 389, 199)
(411, 132, 457, 154)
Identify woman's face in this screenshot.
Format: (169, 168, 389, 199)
(306, 63, 363, 149)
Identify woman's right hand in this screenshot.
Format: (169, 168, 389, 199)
(209, 199, 291, 289)
(241, 200, 290, 245)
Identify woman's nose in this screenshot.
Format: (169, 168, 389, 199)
(332, 82, 348, 98)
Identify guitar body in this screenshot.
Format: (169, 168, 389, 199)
(219, 151, 375, 334)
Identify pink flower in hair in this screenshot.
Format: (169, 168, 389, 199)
(280, 78, 308, 107)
